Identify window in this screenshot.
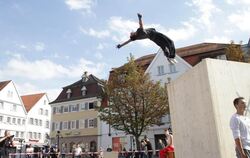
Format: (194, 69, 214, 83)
(21, 132, 24, 138)
(39, 120, 42, 126)
(66, 89, 72, 99)
(157, 65, 165, 75)
(89, 102, 94, 109)
(22, 119, 25, 125)
(16, 131, 19, 137)
(12, 104, 17, 112)
(12, 118, 16, 124)
(7, 91, 13, 98)
(71, 120, 76, 129)
(63, 122, 68, 130)
(35, 119, 38, 125)
(88, 119, 94, 128)
(81, 86, 87, 96)
(29, 132, 32, 139)
(34, 132, 37, 139)
(38, 133, 41, 139)
(0, 116, 3, 122)
(46, 121, 49, 128)
(17, 119, 21, 125)
(39, 108, 43, 115)
(0, 102, 3, 109)
(7, 117, 11, 123)
(71, 105, 78, 112)
(169, 64, 177, 73)
(30, 118, 34, 125)
(45, 110, 49, 116)
(79, 119, 85, 129)
(55, 122, 59, 131)
(64, 106, 69, 113)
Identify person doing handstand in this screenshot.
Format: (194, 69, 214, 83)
(116, 13, 177, 63)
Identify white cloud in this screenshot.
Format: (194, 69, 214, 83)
(187, 0, 220, 30)
(80, 27, 110, 38)
(65, 0, 95, 13)
(225, 0, 250, 5)
(203, 36, 231, 43)
(94, 52, 103, 60)
(0, 55, 107, 81)
(34, 42, 45, 51)
(228, 9, 250, 33)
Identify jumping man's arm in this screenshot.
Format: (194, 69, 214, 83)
(137, 13, 143, 29)
(117, 39, 132, 49)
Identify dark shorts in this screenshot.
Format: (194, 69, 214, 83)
(236, 148, 250, 158)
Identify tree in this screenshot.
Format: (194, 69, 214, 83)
(98, 55, 169, 153)
(226, 41, 245, 62)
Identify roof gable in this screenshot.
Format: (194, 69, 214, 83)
(51, 74, 104, 104)
(21, 93, 45, 112)
(0, 80, 11, 91)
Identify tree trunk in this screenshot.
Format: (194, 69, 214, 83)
(134, 135, 141, 158)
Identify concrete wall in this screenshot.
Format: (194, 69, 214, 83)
(167, 59, 250, 158)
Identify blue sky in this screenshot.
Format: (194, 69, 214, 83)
(0, 0, 250, 101)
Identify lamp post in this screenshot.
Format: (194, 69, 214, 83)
(56, 131, 61, 151)
(19, 138, 25, 158)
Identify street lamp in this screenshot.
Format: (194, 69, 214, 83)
(56, 131, 62, 151)
(19, 138, 25, 158)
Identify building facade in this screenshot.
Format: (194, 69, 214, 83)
(0, 80, 27, 145)
(21, 93, 51, 145)
(50, 72, 104, 153)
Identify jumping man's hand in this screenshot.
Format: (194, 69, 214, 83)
(116, 44, 122, 49)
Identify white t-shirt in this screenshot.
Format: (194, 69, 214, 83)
(74, 147, 82, 156)
(230, 113, 250, 150)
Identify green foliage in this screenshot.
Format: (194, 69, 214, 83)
(98, 55, 169, 148)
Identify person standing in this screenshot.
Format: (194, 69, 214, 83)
(74, 144, 82, 158)
(159, 129, 174, 158)
(230, 97, 250, 158)
(144, 137, 153, 158)
(0, 130, 14, 158)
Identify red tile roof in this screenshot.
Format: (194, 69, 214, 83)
(0, 80, 11, 91)
(21, 93, 45, 112)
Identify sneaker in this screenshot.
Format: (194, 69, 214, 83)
(167, 58, 178, 64)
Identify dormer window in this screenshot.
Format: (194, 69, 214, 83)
(66, 89, 72, 99)
(81, 86, 87, 96)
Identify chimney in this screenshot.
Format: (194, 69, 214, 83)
(81, 71, 88, 82)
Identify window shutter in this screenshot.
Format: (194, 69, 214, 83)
(85, 119, 88, 128)
(60, 122, 62, 130)
(85, 103, 88, 110)
(52, 122, 55, 131)
(76, 104, 79, 111)
(68, 121, 71, 129)
(76, 120, 79, 129)
(53, 107, 56, 114)
(94, 118, 97, 128)
(93, 101, 97, 108)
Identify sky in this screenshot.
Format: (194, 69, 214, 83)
(0, 0, 250, 101)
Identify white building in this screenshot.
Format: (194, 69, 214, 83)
(21, 93, 51, 145)
(100, 50, 192, 152)
(0, 80, 27, 142)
